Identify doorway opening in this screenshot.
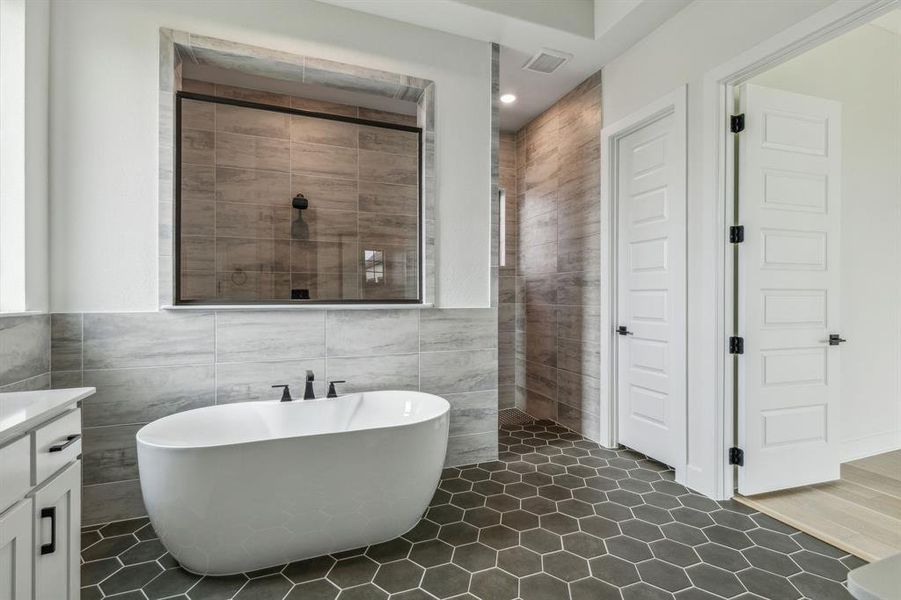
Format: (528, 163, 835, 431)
(729, 9, 901, 562)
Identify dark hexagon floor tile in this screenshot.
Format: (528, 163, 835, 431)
(607, 536, 653, 562)
(589, 553, 640, 586)
(579, 515, 620, 539)
(608, 490, 644, 507)
(695, 542, 750, 571)
(522, 452, 550, 464)
(562, 531, 607, 558)
(422, 563, 471, 599)
(750, 513, 796, 534)
(497, 546, 541, 576)
(431, 489, 452, 506)
(336, 583, 388, 600)
(558, 499, 593, 519)
(553, 474, 585, 489)
(585, 476, 619, 492)
(633, 504, 674, 525)
(327, 556, 379, 588)
(460, 468, 491, 482)
(710, 510, 756, 532)
(247, 564, 284, 578)
(233, 574, 292, 600)
(572, 487, 607, 505)
(661, 522, 708, 547)
(284, 578, 339, 600)
(99, 562, 163, 596)
(652, 481, 690, 497)
(332, 548, 366, 561)
(542, 550, 589, 582)
(490, 470, 521, 485)
(673, 588, 722, 600)
(428, 505, 464, 525)
(519, 572, 569, 600)
(670, 508, 714, 528)
(452, 542, 497, 572)
(521, 496, 557, 516)
(540, 512, 579, 535)
(621, 581, 676, 599)
(679, 495, 720, 513)
(550, 454, 579, 467)
(470, 567, 518, 600)
(596, 467, 629, 481)
(789, 572, 855, 600)
(464, 506, 502, 528)
(506, 482, 538, 499)
(703, 525, 753, 550)
(451, 491, 487, 510)
(82, 530, 101, 550)
(685, 563, 746, 598)
(567, 464, 598, 479)
(621, 519, 664, 542)
(508, 461, 537, 474)
(478, 525, 519, 550)
(538, 484, 572, 501)
(443, 468, 462, 479)
(737, 568, 801, 600)
(570, 576, 620, 600)
(99, 591, 144, 600)
(841, 555, 867, 570)
(637, 559, 691, 592)
(536, 463, 567, 476)
(791, 550, 849, 581)
(187, 574, 247, 599)
(594, 502, 633, 522)
(81, 585, 103, 600)
(285, 555, 336, 584)
(747, 529, 801, 554)
(520, 528, 563, 554)
(521, 472, 553, 487)
(717, 500, 756, 515)
(82, 558, 121, 586)
(619, 479, 654, 494)
(143, 568, 201, 599)
(485, 493, 520, 513)
(478, 461, 507, 472)
(441, 478, 473, 494)
(472, 480, 504, 497)
(119, 538, 166, 565)
(366, 538, 412, 563)
(439, 522, 480, 546)
(373, 559, 424, 593)
(631, 469, 663, 483)
(100, 518, 150, 538)
(410, 539, 454, 568)
(390, 590, 433, 600)
(792, 532, 848, 558)
(650, 539, 700, 567)
(742, 546, 801, 576)
(83, 535, 139, 562)
(403, 520, 439, 543)
(502, 509, 539, 531)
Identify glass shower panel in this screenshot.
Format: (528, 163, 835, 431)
(177, 95, 420, 304)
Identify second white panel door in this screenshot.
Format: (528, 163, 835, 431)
(616, 108, 686, 470)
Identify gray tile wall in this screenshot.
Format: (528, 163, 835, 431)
(498, 133, 517, 411)
(513, 71, 603, 439)
(50, 308, 498, 525)
(0, 314, 51, 392)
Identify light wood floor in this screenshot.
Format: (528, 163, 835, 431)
(737, 450, 901, 562)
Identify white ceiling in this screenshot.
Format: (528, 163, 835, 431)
(316, 0, 690, 131)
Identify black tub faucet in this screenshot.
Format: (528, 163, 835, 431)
(304, 371, 316, 400)
(271, 385, 292, 402)
(327, 380, 346, 398)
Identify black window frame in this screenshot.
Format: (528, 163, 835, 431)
(174, 91, 424, 305)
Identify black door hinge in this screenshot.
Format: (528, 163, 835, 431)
(729, 225, 744, 244)
(731, 114, 745, 133)
(729, 336, 744, 355)
(729, 447, 744, 466)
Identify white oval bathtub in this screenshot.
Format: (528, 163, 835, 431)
(136, 391, 449, 575)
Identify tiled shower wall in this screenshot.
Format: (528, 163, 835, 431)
(514, 71, 602, 438)
(178, 79, 420, 302)
(0, 314, 51, 392)
(497, 133, 517, 409)
(49, 308, 498, 525)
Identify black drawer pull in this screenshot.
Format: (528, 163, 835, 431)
(40, 507, 56, 555)
(49, 434, 81, 453)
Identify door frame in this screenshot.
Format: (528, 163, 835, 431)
(705, 0, 899, 499)
(600, 85, 688, 482)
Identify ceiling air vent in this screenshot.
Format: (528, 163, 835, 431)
(522, 48, 573, 74)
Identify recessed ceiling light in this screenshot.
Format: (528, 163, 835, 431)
(500, 93, 517, 104)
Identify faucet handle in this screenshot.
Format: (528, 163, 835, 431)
(306, 370, 315, 382)
(271, 384, 292, 402)
(327, 380, 346, 398)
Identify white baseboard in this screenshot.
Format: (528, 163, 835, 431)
(841, 430, 901, 463)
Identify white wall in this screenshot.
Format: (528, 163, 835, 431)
(751, 23, 901, 462)
(49, 0, 491, 311)
(601, 0, 835, 497)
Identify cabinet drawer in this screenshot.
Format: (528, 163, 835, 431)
(0, 436, 31, 514)
(33, 408, 81, 486)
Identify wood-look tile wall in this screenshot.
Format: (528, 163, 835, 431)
(50, 307, 498, 525)
(498, 133, 517, 409)
(178, 80, 420, 302)
(0, 314, 51, 392)
(513, 71, 602, 439)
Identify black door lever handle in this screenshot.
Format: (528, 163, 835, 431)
(828, 334, 847, 346)
(616, 326, 633, 336)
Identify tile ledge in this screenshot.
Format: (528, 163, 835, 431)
(162, 303, 436, 311)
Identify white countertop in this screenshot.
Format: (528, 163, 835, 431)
(0, 387, 94, 445)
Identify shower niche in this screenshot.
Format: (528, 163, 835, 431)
(175, 77, 422, 304)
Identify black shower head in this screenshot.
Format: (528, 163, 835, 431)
(292, 193, 308, 210)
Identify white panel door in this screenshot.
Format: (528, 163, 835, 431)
(616, 109, 686, 469)
(0, 499, 33, 600)
(738, 84, 842, 495)
(33, 462, 81, 600)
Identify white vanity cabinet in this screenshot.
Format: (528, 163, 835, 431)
(0, 388, 94, 600)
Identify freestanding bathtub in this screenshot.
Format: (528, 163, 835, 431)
(136, 391, 449, 575)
